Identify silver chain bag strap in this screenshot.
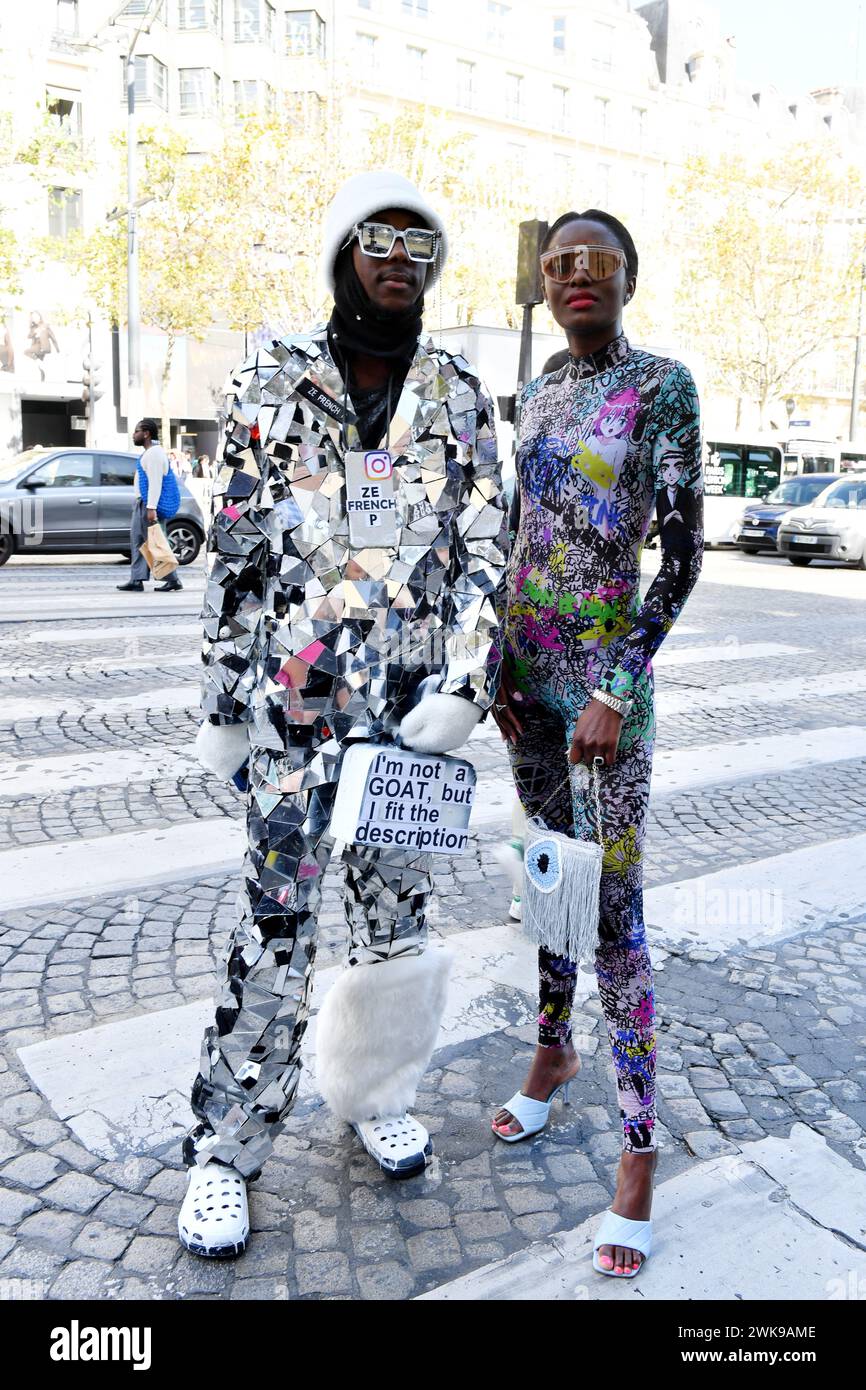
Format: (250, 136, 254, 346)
(522, 756, 605, 965)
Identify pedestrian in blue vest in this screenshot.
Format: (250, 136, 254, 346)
(117, 418, 182, 592)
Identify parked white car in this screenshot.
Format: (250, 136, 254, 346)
(776, 475, 866, 568)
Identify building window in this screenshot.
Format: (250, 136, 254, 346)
(406, 45, 426, 82)
(552, 84, 569, 133)
(55, 0, 78, 34)
(179, 67, 220, 115)
(178, 0, 221, 31)
(597, 162, 611, 205)
(48, 186, 82, 238)
(487, 1, 509, 48)
(505, 71, 522, 121)
(401, 0, 428, 14)
(554, 151, 574, 191)
(233, 79, 273, 117)
(356, 108, 378, 134)
(123, 1, 149, 13)
(152, 58, 168, 109)
(46, 90, 83, 141)
(456, 58, 475, 109)
(594, 95, 609, 139)
(593, 21, 613, 72)
(235, 0, 273, 43)
(632, 106, 646, 146)
(636, 171, 648, 217)
(552, 14, 566, 54)
(123, 56, 168, 110)
(355, 32, 378, 68)
(286, 9, 326, 58)
(234, 79, 260, 116)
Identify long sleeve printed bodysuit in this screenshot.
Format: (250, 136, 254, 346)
(504, 331, 704, 1152)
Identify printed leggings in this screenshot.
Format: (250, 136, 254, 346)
(506, 654, 657, 1153)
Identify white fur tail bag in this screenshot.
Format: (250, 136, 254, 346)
(522, 760, 605, 965)
(315, 946, 454, 1123)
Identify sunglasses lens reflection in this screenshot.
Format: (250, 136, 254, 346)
(541, 246, 625, 283)
(360, 223, 395, 255)
(589, 249, 623, 280)
(404, 229, 437, 260)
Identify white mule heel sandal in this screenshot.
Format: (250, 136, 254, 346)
(492, 1077, 573, 1143)
(592, 1210, 653, 1277)
(177, 1163, 250, 1258)
(351, 1113, 432, 1177)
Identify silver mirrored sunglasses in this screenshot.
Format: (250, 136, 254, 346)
(342, 221, 441, 263)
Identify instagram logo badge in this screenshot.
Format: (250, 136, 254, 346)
(365, 451, 393, 480)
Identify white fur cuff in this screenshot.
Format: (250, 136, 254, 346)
(194, 721, 250, 781)
(399, 693, 482, 753)
(315, 947, 454, 1122)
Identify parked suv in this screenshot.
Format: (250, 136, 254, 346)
(0, 446, 206, 567)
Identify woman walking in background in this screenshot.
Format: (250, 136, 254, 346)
(491, 209, 704, 1278)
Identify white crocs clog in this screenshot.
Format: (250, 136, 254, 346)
(351, 1114, 432, 1178)
(178, 1163, 250, 1258)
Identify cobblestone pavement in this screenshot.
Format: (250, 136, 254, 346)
(0, 553, 865, 1300)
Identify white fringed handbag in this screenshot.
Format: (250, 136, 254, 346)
(522, 756, 606, 964)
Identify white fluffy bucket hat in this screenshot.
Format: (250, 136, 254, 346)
(320, 170, 449, 295)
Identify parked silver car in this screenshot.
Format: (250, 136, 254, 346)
(0, 446, 206, 567)
(776, 474, 866, 567)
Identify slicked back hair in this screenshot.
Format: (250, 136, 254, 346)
(540, 209, 638, 282)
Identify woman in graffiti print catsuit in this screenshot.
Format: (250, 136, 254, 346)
(491, 211, 704, 1276)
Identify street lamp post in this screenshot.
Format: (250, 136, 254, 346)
(123, 0, 166, 444)
(850, 254, 866, 444)
(125, 45, 141, 442)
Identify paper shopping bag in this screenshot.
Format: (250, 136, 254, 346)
(140, 523, 178, 580)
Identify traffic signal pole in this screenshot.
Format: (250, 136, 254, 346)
(86, 313, 94, 449)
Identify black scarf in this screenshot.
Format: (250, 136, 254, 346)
(329, 250, 423, 362)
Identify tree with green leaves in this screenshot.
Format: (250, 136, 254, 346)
(668, 142, 864, 429)
(0, 103, 88, 302)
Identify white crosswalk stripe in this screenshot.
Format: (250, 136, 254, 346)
(0, 591, 203, 622)
(645, 831, 866, 953)
(17, 623, 201, 645)
(653, 640, 805, 667)
(0, 653, 196, 678)
(0, 818, 245, 912)
(658, 668, 866, 715)
(0, 747, 200, 797)
(0, 685, 198, 724)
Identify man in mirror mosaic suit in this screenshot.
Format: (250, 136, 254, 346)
(177, 171, 509, 1258)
